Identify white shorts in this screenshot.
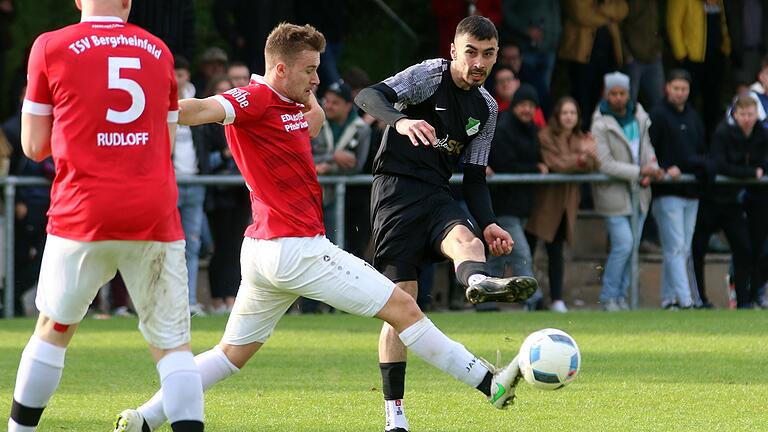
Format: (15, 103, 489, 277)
(222, 235, 395, 345)
(36, 235, 191, 349)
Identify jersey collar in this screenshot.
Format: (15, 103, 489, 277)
(250, 74, 296, 104)
(81, 16, 124, 23)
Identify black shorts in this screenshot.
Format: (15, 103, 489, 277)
(371, 174, 475, 282)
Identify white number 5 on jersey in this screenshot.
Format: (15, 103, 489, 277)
(106, 57, 146, 124)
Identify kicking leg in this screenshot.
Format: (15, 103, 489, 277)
(441, 225, 537, 304)
(376, 288, 521, 409)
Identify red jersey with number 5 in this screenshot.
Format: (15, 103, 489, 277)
(23, 16, 182, 241)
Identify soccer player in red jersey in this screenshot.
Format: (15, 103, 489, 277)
(8, 1, 204, 431)
(114, 23, 522, 432)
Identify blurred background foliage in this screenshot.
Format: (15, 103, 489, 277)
(2, 0, 439, 117)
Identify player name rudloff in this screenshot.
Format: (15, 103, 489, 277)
(96, 131, 149, 146)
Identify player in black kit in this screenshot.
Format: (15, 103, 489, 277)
(355, 16, 538, 432)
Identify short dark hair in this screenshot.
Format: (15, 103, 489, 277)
(455, 15, 498, 41)
(174, 55, 191, 72)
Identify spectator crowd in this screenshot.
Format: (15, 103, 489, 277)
(3, 0, 768, 316)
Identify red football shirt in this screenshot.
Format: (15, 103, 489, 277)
(23, 16, 182, 241)
(214, 75, 325, 240)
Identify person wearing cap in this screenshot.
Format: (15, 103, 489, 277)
(193, 46, 229, 97)
(591, 71, 663, 310)
(486, 83, 549, 310)
(648, 69, 709, 310)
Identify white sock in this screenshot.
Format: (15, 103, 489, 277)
(140, 346, 239, 430)
(156, 351, 204, 425)
(468, 274, 488, 286)
(398, 317, 489, 387)
(7, 421, 36, 432)
(9, 336, 66, 432)
(384, 399, 409, 431)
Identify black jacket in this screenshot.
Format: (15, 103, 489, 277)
(488, 111, 541, 217)
(649, 100, 708, 198)
(708, 119, 768, 204)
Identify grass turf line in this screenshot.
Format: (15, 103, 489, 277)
(1, 310, 766, 431)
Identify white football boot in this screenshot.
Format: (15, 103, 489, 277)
(113, 409, 145, 432)
(488, 355, 522, 409)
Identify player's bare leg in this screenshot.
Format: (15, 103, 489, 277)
(441, 225, 537, 304)
(378, 281, 417, 432)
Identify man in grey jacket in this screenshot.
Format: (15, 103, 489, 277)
(591, 71, 663, 310)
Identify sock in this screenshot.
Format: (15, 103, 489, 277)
(380, 362, 408, 431)
(156, 351, 204, 428)
(476, 372, 493, 396)
(384, 399, 410, 431)
(140, 346, 239, 430)
(398, 317, 489, 387)
(8, 336, 66, 432)
(380, 362, 407, 400)
(455, 261, 489, 287)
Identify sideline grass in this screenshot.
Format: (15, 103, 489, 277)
(1, 310, 767, 431)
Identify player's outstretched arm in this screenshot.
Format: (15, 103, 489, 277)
(179, 97, 226, 126)
(21, 113, 52, 162)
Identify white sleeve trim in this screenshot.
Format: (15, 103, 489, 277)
(167, 110, 179, 123)
(21, 99, 53, 116)
(212, 95, 236, 125)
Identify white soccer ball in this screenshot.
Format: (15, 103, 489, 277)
(517, 328, 581, 390)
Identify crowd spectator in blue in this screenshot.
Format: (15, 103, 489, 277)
(725, 0, 768, 86)
(487, 84, 547, 310)
(693, 94, 767, 309)
(561, 0, 629, 131)
(649, 69, 708, 310)
(591, 72, 663, 311)
(667, 0, 731, 137)
(500, 0, 560, 116)
(199, 75, 249, 315)
(173, 56, 212, 316)
(622, 0, 664, 109)
(528, 97, 600, 313)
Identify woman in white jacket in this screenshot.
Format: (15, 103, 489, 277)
(590, 72, 664, 311)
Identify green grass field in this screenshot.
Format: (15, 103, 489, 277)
(1, 310, 767, 431)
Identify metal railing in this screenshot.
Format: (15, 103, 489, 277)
(2, 173, 765, 318)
